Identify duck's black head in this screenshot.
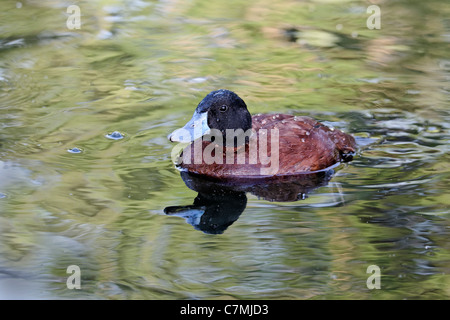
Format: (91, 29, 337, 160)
(168, 89, 252, 143)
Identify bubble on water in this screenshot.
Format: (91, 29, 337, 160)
(106, 131, 124, 140)
(67, 147, 82, 154)
(97, 30, 113, 40)
(188, 77, 207, 84)
(0, 192, 6, 199)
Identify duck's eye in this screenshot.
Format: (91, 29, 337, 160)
(219, 105, 228, 112)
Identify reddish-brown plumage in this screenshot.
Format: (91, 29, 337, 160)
(177, 114, 356, 179)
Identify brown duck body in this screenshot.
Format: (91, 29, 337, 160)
(178, 114, 356, 179)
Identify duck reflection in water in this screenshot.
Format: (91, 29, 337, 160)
(164, 170, 335, 234)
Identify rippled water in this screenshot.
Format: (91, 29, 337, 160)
(0, 0, 449, 299)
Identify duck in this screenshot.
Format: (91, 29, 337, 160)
(168, 89, 356, 179)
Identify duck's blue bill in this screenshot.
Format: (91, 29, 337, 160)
(168, 111, 210, 142)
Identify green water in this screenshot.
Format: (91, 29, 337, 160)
(0, 0, 449, 299)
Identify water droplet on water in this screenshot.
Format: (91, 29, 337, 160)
(68, 147, 82, 154)
(106, 131, 124, 140)
(297, 193, 306, 200)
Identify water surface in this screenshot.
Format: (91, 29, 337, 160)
(0, 0, 449, 299)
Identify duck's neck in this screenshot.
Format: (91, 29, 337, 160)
(223, 128, 253, 149)
(204, 126, 254, 149)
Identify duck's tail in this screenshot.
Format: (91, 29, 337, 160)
(330, 129, 357, 162)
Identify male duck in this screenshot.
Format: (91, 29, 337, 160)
(168, 89, 356, 179)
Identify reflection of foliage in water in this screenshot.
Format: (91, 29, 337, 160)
(0, 0, 448, 299)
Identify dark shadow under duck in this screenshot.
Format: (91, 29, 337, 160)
(164, 169, 334, 234)
(168, 89, 356, 179)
